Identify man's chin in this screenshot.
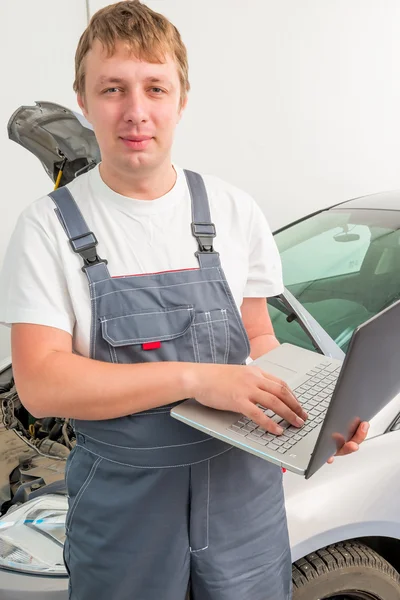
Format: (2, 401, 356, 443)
(121, 153, 154, 171)
(103, 148, 168, 174)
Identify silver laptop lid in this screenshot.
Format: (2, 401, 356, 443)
(306, 298, 400, 478)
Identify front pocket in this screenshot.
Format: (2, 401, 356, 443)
(100, 305, 197, 364)
(191, 309, 230, 364)
(65, 446, 103, 532)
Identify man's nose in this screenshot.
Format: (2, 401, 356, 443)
(123, 91, 148, 124)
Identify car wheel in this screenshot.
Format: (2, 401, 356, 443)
(292, 541, 400, 600)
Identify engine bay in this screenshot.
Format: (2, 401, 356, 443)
(0, 365, 70, 516)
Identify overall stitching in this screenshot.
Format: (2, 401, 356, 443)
(90, 288, 97, 359)
(53, 204, 73, 240)
(205, 312, 216, 363)
(191, 323, 201, 362)
(93, 278, 224, 300)
(77, 443, 233, 470)
(64, 447, 79, 497)
(53, 207, 68, 240)
(190, 324, 200, 363)
(101, 322, 193, 345)
(218, 268, 251, 357)
(190, 459, 210, 553)
(64, 539, 72, 600)
(112, 344, 118, 363)
(102, 306, 194, 319)
(187, 171, 196, 220)
(88, 265, 219, 287)
(193, 318, 227, 326)
(79, 431, 214, 450)
(66, 456, 102, 531)
(108, 343, 118, 364)
(90, 279, 102, 360)
(222, 310, 230, 364)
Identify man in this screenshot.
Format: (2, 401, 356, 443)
(0, 2, 368, 599)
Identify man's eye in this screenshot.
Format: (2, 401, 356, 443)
(150, 87, 164, 94)
(104, 87, 120, 94)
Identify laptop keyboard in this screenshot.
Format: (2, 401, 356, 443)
(227, 361, 342, 454)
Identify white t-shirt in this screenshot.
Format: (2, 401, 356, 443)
(0, 165, 283, 358)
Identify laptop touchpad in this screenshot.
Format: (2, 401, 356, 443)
(254, 359, 298, 381)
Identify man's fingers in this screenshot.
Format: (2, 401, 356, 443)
(328, 440, 359, 463)
(334, 422, 368, 457)
(349, 422, 369, 445)
(252, 391, 306, 429)
(240, 402, 286, 435)
(336, 441, 359, 456)
(258, 377, 308, 422)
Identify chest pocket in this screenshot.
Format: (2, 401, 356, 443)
(100, 306, 230, 365)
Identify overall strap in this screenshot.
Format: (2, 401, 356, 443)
(184, 170, 221, 269)
(48, 186, 110, 283)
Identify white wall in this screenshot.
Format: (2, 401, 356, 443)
(0, 1, 88, 358)
(89, 0, 400, 229)
(2, 0, 400, 359)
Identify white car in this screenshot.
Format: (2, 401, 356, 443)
(0, 102, 399, 600)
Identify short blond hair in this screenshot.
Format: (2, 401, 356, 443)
(73, 0, 190, 106)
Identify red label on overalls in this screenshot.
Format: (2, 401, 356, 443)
(142, 341, 162, 350)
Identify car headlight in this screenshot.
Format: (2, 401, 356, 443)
(0, 494, 67, 575)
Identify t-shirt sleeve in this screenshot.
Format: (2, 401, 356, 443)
(243, 199, 284, 298)
(0, 201, 75, 334)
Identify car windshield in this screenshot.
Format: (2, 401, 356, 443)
(271, 207, 400, 353)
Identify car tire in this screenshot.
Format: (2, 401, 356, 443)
(292, 540, 400, 599)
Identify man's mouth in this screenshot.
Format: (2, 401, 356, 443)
(121, 136, 153, 142)
(120, 136, 153, 149)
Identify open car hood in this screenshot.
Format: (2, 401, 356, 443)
(7, 101, 101, 187)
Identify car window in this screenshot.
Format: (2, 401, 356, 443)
(282, 224, 371, 285)
(272, 209, 400, 352)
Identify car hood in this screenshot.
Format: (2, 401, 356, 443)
(7, 101, 101, 187)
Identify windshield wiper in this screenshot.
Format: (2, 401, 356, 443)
(273, 288, 345, 361)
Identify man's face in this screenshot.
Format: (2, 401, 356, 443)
(78, 39, 186, 176)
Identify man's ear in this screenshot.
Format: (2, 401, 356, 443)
(77, 94, 90, 123)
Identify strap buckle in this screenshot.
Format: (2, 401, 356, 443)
(69, 232, 108, 272)
(191, 222, 217, 253)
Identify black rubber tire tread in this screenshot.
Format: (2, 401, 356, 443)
(292, 540, 400, 591)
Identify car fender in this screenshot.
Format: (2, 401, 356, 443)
(284, 429, 400, 561)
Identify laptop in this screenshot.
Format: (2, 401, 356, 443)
(171, 298, 400, 478)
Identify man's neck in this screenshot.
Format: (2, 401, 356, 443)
(99, 160, 177, 200)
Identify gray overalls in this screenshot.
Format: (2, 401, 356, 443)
(49, 171, 292, 600)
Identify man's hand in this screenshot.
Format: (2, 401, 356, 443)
(326, 421, 370, 464)
(187, 362, 370, 461)
(188, 363, 307, 433)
